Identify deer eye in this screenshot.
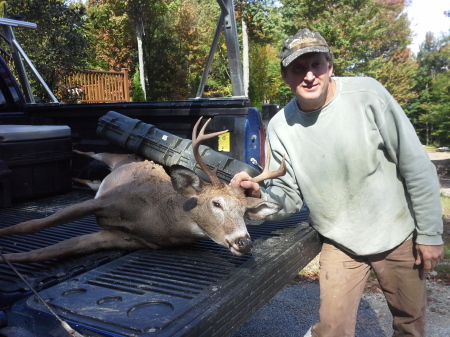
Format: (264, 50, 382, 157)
(213, 201, 221, 208)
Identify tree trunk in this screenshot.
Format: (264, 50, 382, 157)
(242, 19, 249, 97)
(136, 29, 146, 100)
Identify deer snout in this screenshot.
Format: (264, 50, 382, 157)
(227, 235, 253, 255)
(236, 236, 253, 252)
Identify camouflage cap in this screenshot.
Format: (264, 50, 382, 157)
(279, 28, 330, 67)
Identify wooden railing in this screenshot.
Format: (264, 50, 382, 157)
(66, 68, 130, 103)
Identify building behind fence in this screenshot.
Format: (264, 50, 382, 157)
(67, 68, 130, 103)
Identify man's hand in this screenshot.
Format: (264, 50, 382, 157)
(230, 172, 261, 198)
(415, 244, 444, 273)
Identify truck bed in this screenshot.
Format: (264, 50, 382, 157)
(0, 189, 320, 337)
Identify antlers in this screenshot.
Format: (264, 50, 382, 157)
(192, 117, 286, 186)
(192, 117, 228, 186)
(249, 148, 286, 184)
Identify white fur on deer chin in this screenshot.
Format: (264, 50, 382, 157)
(188, 222, 208, 238)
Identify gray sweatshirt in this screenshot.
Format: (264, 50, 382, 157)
(261, 76, 443, 255)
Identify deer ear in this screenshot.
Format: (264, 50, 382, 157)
(244, 197, 283, 220)
(170, 165, 207, 197)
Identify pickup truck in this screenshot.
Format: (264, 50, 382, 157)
(0, 10, 321, 337)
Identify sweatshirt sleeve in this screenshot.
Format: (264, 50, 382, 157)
(376, 84, 443, 245)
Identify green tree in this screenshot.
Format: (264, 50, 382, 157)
(419, 70, 450, 145)
(416, 32, 450, 92)
(131, 66, 145, 101)
(278, 0, 416, 105)
(375, 48, 418, 107)
(86, 0, 220, 101)
(7, 0, 92, 100)
(142, 0, 219, 100)
(127, 0, 169, 99)
(85, 0, 134, 70)
(235, 0, 286, 106)
(408, 33, 450, 145)
(236, 0, 284, 44)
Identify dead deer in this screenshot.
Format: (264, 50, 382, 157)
(0, 118, 286, 263)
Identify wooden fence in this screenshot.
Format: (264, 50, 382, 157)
(66, 68, 130, 103)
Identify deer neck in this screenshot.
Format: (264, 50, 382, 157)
(158, 192, 209, 240)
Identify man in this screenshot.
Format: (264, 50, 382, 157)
(231, 28, 444, 336)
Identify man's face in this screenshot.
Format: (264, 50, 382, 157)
(282, 52, 333, 112)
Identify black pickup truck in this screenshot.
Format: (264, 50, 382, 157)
(0, 11, 320, 337)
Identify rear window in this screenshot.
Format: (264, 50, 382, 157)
(0, 56, 24, 108)
(0, 83, 7, 106)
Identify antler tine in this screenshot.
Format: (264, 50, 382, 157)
(192, 117, 228, 185)
(249, 149, 286, 184)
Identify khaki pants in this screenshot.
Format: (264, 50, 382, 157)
(311, 239, 426, 337)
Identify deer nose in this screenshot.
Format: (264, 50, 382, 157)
(235, 237, 253, 253)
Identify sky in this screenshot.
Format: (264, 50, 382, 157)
(405, 0, 450, 54)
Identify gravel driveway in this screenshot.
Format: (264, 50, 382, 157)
(232, 279, 450, 337)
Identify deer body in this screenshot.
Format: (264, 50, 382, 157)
(92, 158, 253, 250)
(0, 118, 286, 264)
(90, 160, 207, 247)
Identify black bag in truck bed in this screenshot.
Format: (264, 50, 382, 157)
(96, 111, 260, 183)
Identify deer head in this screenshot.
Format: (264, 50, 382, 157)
(169, 117, 285, 255)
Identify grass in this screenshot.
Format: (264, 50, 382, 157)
(437, 195, 450, 278)
(297, 254, 320, 281)
(424, 145, 436, 152)
(441, 195, 450, 214)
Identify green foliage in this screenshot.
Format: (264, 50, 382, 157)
(85, 0, 134, 70)
(374, 48, 418, 108)
(6, 0, 92, 100)
(416, 32, 450, 92)
(236, 0, 285, 44)
(406, 32, 450, 145)
(85, 0, 221, 100)
(236, 0, 287, 105)
(418, 71, 450, 145)
(263, 0, 417, 106)
(248, 42, 286, 108)
(131, 66, 145, 101)
(143, 0, 219, 100)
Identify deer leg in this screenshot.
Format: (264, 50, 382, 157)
(0, 198, 104, 237)
(73, 150, 142, 170)
(0, 230, 147, 264)
(72, 177, 102, 191)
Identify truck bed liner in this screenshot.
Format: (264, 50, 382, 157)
(0, 190, 125, 308)
(0, 190, 320, 337)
